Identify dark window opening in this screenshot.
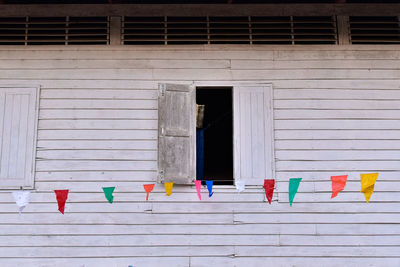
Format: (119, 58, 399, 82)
(196, 88, 233, 185)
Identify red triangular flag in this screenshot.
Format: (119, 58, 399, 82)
(331, 175, 348, 198)
(143, 184, 155, 201)
(264, 179, 275, 204)
(54, 190, 69, 214)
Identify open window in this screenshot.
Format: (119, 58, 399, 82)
(196, 88, 233, 185)
(158, 83, 274, 186)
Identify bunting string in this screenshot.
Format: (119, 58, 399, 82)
(11, 173, 380, 214)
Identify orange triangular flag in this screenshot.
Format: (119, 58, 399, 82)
(331, 175, 348, 198)
(164, 182, 173, 196)
(143, 184, 155, 201)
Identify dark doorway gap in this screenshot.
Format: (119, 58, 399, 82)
(196, 87, 233, 185)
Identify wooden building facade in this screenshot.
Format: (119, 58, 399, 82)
(0, 3, 399, 267)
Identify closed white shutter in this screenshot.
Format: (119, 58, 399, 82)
(0, 87, 39, 188)
(233, 85, 274, 186)
(158, 83, 196, 184)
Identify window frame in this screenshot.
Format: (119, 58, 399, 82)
(158, 81, 275, 187)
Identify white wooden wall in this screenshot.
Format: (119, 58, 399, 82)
(0, 45, 399, 267)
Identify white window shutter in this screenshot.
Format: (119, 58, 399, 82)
(0, 87, 39, 188)
(158, 83, 196, 184)
(233, 85, 275, 186)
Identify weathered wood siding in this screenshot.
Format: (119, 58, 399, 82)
(0, 46, 399, 267)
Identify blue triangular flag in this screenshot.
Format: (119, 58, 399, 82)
(206, 180, 213, 197)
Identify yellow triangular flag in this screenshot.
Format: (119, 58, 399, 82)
(164, 182, 174, 196)
(360, 173, 378, 203)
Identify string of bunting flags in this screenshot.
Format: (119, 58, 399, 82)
(10, 173, 379, 214)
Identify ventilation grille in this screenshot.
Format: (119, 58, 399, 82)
(122, 16, 338, 45)
(0, 17, 109, 45)
(350, 16, 400, 44)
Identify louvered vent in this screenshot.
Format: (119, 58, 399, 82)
(0, 16, 109, 45)
(350, 16, 400, 44)
(122, 16, 337, 45)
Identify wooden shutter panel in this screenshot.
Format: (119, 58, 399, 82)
(0, 87, 39, 188)
(158, 83, 196, 184)
(233, 85, 274, 186)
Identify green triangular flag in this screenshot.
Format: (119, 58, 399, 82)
(102, 187, 115, 203)
(289, 178, 302, 206)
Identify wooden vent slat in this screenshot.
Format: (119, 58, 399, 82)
(122, 16, 338, 45)
(350, 16, 400, 44)
(0, 16, 109, 45)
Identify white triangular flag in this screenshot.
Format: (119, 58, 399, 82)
(235, 180, 245, 193)
(12, 191, 30, 213)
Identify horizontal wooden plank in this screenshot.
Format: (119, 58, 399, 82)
(275, 119, 400, 130)
(38, 129, 157, 140)
(0, 258, 189, 267)
(2, 223, 399, 237)
(275, 110, 400, 119)
(316, 223, 400, 235)
(275, 140, 400, 150)
(35, 170, 157, 181)
(273, 79, 400, 90)
(37, 140, 157, 150)
(275, 89, 400, 100)
(0, 69, 154, 80)
(41, 89, 158, 99)
(0, 246, 234, 257)
(36, 150, 157, 161)
(279, 235, 400, 246)
(235, 246, 400, 257)
(276, 160, 400, 171)
(40, 99, 157, 109)
(39, 109, 158, 119)
(154, 68, 233, 80)
(0, 50, 275, 60)
(1, 202, 399, 214)
(0, 234, 398, 247)
(233, 69, 400, 80)
(38, 119, 157, 130)
(190, 257, 400, 267)
(0, 235, 279, 247)
(35, 160, 157, 171)
(232, 59, 400, 70)
(0, 223, 316, 235)
(276, 150, 400, 160)
(275, 99, 400, 109)
(273, 50, 400, 60)
(275, 130, 400, 140)
(7, 79, 158, 89)
(0, 59, 230, 69)
(234, 213, 400, 224)
(0, 213, 233, 225)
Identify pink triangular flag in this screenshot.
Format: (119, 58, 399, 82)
(195, 180, 202, 200)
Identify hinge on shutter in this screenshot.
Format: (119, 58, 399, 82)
(158, 169, 164, 183)
(159, 84, 166, 97)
